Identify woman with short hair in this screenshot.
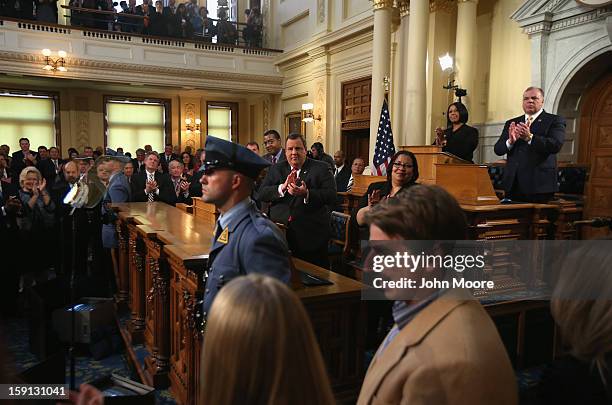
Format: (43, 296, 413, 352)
(200, 274, 335, 405)
(434, 102, 479, 163)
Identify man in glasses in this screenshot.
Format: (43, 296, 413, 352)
(200, 136, 290, 316)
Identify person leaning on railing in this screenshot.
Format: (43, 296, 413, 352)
(216, 8, 237, 45)
(243, 7, 262, 48)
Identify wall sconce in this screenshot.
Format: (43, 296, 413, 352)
(438, 53, 467, 102)
(301, 103, 321, 123)
(42, 49, 67, 72)
(185, 117, 202, 134)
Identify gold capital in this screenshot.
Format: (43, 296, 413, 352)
(372, 0, 394, 10)
(397, 0, 409, 16)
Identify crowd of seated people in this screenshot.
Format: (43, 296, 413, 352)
(0, 0, 263, 46)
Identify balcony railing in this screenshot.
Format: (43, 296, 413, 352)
(1, 5, 272, 50)
(0, 15, 283, 93)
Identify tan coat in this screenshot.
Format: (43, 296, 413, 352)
(357, 293, 518, 405)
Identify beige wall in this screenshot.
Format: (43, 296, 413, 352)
(426, 8, 457, 145)
(486, 0, 531, 122)
(0, 76, 266, 157)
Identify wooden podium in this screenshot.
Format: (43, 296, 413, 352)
(399, 145, 499, 206)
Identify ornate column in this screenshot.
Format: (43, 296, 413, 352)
(455, 0, 478, 110)
(403, 0, 429, 145)
(394, 0, 410, 145)
(368, 0, 394, 164)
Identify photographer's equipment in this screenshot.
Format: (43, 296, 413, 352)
(88, 373, 155, 405)
(62, 156, 127, 389)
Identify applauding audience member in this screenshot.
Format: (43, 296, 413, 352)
(494, 87, 565, 203)
(17, 167, 56, 276)
(200, 274, 335, 405)
(131, 151, 176, 205)
(259, 133, 336, 268)
(356, 150, 419, 228)
(169, 160, 191, 204)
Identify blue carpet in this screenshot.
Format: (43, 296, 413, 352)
(2, 316, 177, 404)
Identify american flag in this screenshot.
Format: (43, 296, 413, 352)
(373, 98, 395, 176)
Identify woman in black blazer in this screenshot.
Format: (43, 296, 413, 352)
(356, 150, 419, 227)
(435, 102, 479, 163)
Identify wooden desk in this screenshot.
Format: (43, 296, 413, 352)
(114, 203, 214, 389)
(115, 203, 366, 403)
(162, 243, 365, 405)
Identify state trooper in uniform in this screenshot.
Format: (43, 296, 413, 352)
(200, 136, 291, 318)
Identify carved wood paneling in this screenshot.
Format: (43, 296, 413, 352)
(128, 224, 146, 343)
(341, 78, 371, 124)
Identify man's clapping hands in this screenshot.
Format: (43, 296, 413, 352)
(282, 169, 308, 197)
(508, 122, 532, 145)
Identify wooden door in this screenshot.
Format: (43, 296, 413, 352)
(341, 77, 371, 164)
(579, 73, 612, 238)
(341, 129, 370, 165)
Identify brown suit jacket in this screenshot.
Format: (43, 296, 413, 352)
(357, 291, 518, 405)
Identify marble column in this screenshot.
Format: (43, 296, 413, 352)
(455, 0, 478, 110)
(368, 0, 393, 166)
(396, 0, 409, 146)
(404, 0, 429, 146)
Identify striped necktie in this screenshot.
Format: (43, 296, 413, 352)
(147, 173, 155, 202)
(347, 176, 353, 192)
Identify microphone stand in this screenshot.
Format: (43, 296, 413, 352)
(69, 205, 78, 391)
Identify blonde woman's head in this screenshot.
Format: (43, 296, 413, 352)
(200, 274, 335, 405)
(551, 240, 612, 384)
(19, 166, 42, 191)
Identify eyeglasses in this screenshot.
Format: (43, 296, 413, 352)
(392, 162, 413, 169)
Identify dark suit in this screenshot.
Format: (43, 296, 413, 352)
(494, 111, 565, 202)
(160, 153, 179, 173)
(131, 159, 146, 174)
(170, 176, 192, 205)
(10, 150, 38, 184)
(189, 169, 204, 198)
(262, 149, 286, 164)
(442, 124, 479, 163)
(334, 165, 351, 192)
(38, 158, 65, 188)
(0, 175, 19, 316)
(258, 158, 336, 268)
(202, 199, 290, 315)
(131, 170, 177, 205)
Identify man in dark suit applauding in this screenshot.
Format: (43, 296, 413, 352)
(494, 87, 565, 203)
(259, 133, 336, 268)
(131, 151, 176, 205)
(10, 137, 37, 184)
